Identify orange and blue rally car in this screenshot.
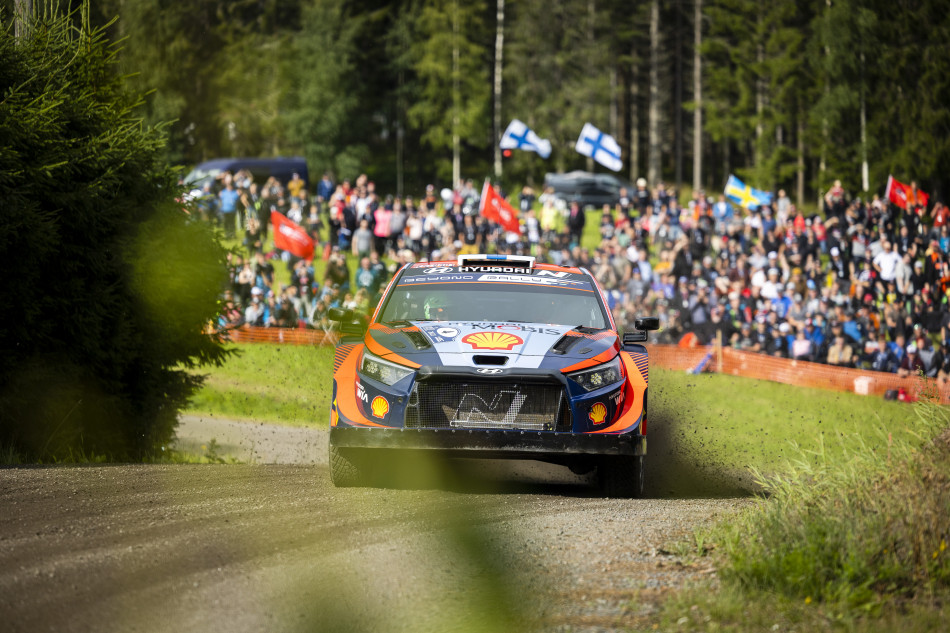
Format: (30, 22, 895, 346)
(327, 254, 658, 497)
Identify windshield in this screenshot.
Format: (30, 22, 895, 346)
(379, 282, 609, 329)
(182, 167, 222, 187)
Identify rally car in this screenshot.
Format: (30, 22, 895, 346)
(327, 254, 658, 497)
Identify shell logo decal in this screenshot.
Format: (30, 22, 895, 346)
(461, 331, 524, 351)
(370, 396, 390, 419)
(588, 402, 608, 425)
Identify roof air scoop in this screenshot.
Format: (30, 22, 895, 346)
(457, 253, 535, 269)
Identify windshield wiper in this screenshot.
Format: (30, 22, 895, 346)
(382, 320, 414, 327)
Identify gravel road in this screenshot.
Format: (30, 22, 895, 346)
(0, 417, 750, 633)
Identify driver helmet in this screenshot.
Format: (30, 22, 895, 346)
(423, 293, 449, 320)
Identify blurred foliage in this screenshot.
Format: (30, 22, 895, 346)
(0, 3, 230, 460)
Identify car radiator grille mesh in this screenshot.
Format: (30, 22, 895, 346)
(405, 381, 571, 431)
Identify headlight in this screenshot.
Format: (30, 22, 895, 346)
(569, 357, 623, 392)
(360, 351, 414, 386)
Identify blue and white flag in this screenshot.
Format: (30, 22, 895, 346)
(499, 119, 552, 159)
(575, 123, 623, 172)
(724, 174, 773, 209)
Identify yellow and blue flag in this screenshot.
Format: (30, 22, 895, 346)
(724, 175, 772, 209)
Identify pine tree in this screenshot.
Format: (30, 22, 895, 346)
(0, 5, 229, 459)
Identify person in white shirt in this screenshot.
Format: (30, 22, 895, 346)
(872, 240, 901, 282)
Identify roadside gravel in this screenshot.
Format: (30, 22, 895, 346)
(0, 418, 751, 633)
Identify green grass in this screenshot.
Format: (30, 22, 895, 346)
(184, 343, 336, 426)
(650, 398, 950, 632)
(650, 368, 919, 475)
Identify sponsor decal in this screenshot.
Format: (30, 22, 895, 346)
(477, 274, 586, 286)
(355, 382, 368, 402)
(459, 266, 532, 274)
(609, 388, 624, 407)
(462, 331, 524, 351)
(467, 323, 563, 335)
(452, 390, 528, 428)
(402, 274, 475, 283)
(370, 395, 390, 419)
(423, 267, 454, 274)
(476, 368, 504, 374)
(588, 402, 608, 425)
(535, 270, 569, 278)
(419, 324, 460, 343)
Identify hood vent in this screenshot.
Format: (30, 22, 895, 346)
(551, 335, 582, 355)
(473, 355, 507, 366)
(404, 331, 432, 350)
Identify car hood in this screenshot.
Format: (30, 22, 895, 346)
(368, 321, 619, 370)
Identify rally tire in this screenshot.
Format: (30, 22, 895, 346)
(599, 455, 644, 498)
(329, 444, 366, 487)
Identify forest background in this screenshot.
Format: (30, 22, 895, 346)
(7, 0, 949, 205)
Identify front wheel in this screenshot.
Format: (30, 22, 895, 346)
(598, 455, 644, 498)
(329, 444, 366, 487)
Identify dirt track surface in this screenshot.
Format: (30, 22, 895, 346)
(0, 418, 750, 633)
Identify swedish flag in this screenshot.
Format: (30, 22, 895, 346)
(724, 175, 772, 210)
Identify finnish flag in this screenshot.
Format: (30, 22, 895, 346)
(575, 123, 623, 172)
(499, 119, 552, 159)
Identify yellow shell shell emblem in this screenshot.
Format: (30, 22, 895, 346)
(588, 402, 607, 425)
(371, 395, 389, 419)
(461, 331, 524, 351)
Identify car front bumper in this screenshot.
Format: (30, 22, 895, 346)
(329, 426, 646, 458)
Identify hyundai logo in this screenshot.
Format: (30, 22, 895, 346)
(476, 368, 503, 374)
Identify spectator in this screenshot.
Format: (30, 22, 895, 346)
(352, 219, 373, 258)
(826, 334, 854, 367)
(218, 181, 241, 238)
(567, 201, 585, 246)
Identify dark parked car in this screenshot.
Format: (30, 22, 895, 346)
(544, 171, 637, 209)
(183, 156, 308, 191)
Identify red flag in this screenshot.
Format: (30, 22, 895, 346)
(886, 175, 930, 210)
(479, 180, 521, 233)
(271, 211, 315, 260)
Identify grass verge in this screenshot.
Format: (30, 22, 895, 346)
(653, 398, 950, 631)
(184, 343, 335, 427)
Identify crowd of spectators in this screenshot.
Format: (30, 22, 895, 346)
(199, 167, 950, 382)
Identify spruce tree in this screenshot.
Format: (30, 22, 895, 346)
(0, 6, 229, 460)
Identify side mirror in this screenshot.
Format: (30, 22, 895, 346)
(635, 316, 659, 331)
(623, 316, 660, 346)
(327, 307, 353, 322)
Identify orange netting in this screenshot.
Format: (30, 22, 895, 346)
(650, 344, 950, 404)
(223, 326, 333, 346)
(223, 326, 949, 404)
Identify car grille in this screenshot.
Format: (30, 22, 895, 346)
(405, 381, 571, 431)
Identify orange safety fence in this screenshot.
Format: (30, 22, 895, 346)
(223, 325, 332, 346)
(650, 344, 950, 404)
(222, 326, 950, 404)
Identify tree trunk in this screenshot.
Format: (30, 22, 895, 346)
(493, 0, 505, 182)
(797, 114, 805, 206)
(692, 0, 702, 194)
(648, 0, 660, 185)
(397, 67, 405, 198)
(754, 28, 764, 173)
(860, 50, 868, 193)
(674, 1, 683, 189)
(586, 0, 595, 173)
(630, 40, 640, 182)
(14, 0, 33, 40)
(452, 0, 461, 187)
